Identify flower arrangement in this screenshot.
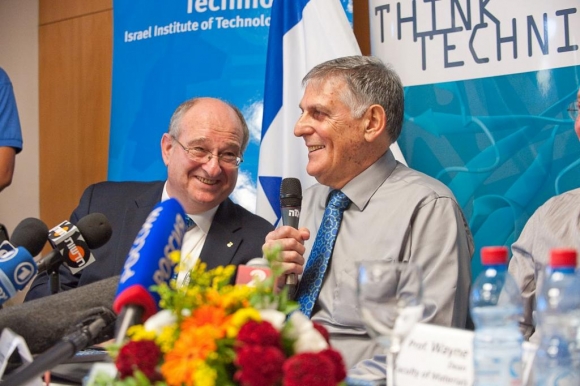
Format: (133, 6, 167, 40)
(96, 246, 347, 386)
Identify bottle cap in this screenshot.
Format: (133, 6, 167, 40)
(481, 246, 508, 265)
(550, 248, 577, 268)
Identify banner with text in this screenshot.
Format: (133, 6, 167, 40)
(110, 0, 352, 213)
(369, 0, 579, 274)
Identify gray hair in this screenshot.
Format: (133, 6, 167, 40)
(302, 55, 404, 142)
(167, 97, 250, 153)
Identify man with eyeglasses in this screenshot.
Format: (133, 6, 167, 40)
(25, 97, 274, 300)
(508, 86, 580, 342)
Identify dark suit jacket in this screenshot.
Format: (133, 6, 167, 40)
(25, 181, 274, 301)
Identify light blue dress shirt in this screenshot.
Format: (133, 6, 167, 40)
(299, 150, 474, 381)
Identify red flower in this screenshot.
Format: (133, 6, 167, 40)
(235, 345, 286, 386)
(312, 322, 330, 344)
(319, 349, 347, 383)
(116, 340, 162, 381)
(282, 352, 336, 386)
(236, 320, 282, 349)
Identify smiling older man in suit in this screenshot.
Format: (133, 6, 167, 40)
(25, 97, 274, 300)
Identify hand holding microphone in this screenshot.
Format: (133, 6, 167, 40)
(278, 178, 309, 297)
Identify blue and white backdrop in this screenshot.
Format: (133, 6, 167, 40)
(369, 0, 580, 273)
(110, 0, 579, 277)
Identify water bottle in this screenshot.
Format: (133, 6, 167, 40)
(470, 246, 523, 386)
(533, 248, 580, 385)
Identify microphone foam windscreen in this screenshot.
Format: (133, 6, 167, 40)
(0, 275, 119, 354)
(76, 213, 113, 249)
(113, 198, 186, 320)
(0, 247, 37, 299)
(10, 218, 49, 256)
(280, 178, 302, 207)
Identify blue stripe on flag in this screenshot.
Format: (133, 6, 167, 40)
(258, 176, 283, 222)
(261, 0, 310, 140)
(257, 0, 360, 224)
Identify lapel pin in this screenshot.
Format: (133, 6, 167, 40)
(227, 242, 233, 248)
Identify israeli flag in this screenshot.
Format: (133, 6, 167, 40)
(256, 0, 405, 225)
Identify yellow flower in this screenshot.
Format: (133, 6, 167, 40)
(127, 324, 156, 341)
(215, 265, 235, 288)
(193, 361, 218, 386)
(210, 284, 255, 311)
(169, 250, 181, 265)
(227, 307, 261, 338)
(156, 323, 179, 353)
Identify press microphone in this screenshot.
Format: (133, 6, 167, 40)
(113, 198, 186, 343)
(235, 257, 272, 286)
(36, 213, 112, 294)
(42, 213, 113, 273)
(1, 306, 116, 386)
(10, 217, 50, 256)
(280, 177, 302, 296)
(0, 247, 37, 306)
(0, 275, 119, 354)
(0, 218, 49, 305)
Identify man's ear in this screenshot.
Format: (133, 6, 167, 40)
(161, 133, 173, 166)
(363, 104, 387, 143)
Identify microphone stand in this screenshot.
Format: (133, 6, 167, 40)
(114, 305, 144, 344)
(37, 249, 64, 295)
(2, 310, 114, 386)
(49, 268, 61, 295)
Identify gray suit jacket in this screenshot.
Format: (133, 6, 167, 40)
(25, 181, 274, 300)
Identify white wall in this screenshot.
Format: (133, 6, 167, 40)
(0, 0, 40, 235)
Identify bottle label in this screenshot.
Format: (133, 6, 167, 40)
(474, 352, 521, 385)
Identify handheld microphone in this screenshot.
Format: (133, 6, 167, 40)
(113, 198, 186, 343)
(0, 218, 49, 305)
(1, 306, 116, 386)
(280, 178, 302, 296)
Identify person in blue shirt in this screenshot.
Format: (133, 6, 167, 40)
(0, 67, 23, 192)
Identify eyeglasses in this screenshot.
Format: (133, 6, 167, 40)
(172, 136, 243, 167)
(567, 101, 579, 120)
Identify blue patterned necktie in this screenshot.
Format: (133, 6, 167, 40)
(185, 216, 196, 230)
(296, 190, 351, 318)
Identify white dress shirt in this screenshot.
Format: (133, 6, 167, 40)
(161, 184, 218, 286)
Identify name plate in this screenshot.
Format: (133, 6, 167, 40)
(0, 328, 42, 386)
(396, 323, 474, 386)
